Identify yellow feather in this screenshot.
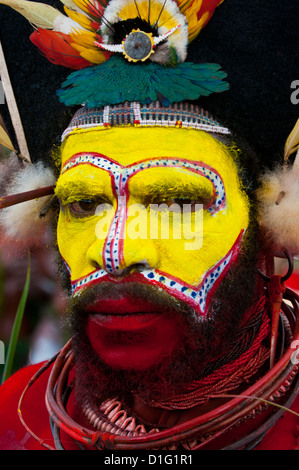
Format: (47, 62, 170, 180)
(0, 0, 60, 29)
(80, 50, 108, 64)
(284, 118, 299, 161)
(0, 125, 15, 152)
(119, 0, 178, 29)
(70, 0, 93, 15)
(188, 11, 209, 42)
(71, 30, 97, 48)
(70, 43, 107, 64)
(178, 0, 202, 15)
(64, 5, 93, 31)
(118, 1, 141, 22)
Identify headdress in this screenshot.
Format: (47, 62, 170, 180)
(1, 0, 228, 108)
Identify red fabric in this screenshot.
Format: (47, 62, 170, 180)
(0, 362, 53, 450)
(255, 397, 299, 450)
(286, 271, 299, 295)
(0, 362, 298, 450)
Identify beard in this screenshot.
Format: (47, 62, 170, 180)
(60, 215, 262, 409)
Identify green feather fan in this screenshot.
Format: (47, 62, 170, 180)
(57, 56, 229, 108)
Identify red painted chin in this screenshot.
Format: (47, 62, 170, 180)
(85, 297, 184, 370)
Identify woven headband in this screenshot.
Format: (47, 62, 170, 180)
(61, 101, 230, 142)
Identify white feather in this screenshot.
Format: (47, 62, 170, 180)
(59, 0, 83, 11)
(53, 15, 84, 34)
(0, 162, 56, 251)
(0, 0, 60, 29)
(257, 165, 299, 254)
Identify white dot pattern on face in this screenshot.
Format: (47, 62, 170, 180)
(62, 153, 232, 315)
(70, 247, 235, 316)
(62, 154, 226, 213)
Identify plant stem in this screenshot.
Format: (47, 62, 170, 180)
(1, 253, 31, 384)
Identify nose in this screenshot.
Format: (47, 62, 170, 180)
(116, 261, 152, 277)
(86, 210, 159, 277)
(87, 237, 158, 277)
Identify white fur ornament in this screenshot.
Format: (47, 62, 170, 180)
(0, 161, 56, 252)
(257, 119, 299, 255)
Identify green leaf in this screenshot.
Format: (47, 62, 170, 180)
(1, 253, 31, 384)
(0, 260, 4, 317)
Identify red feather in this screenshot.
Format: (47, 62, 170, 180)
(30, 29, 92, 70)
(85, 0, 108, 20)
(90, 21, 102, 31)
(197, 0, 224, 27)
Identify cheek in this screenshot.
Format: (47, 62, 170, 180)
(153, 204, 249, 287)
(57, 210, 100, 280)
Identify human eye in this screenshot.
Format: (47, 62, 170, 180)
(148, 194, 213, 212)
(68, 198, 106, 217)
(170, 196, 213, 212)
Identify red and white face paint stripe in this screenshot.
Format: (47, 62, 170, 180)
(62, 153, 244, 316)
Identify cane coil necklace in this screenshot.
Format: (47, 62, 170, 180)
(18, 283, 299, 450)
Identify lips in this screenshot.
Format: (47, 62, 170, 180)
(86, 296, 166, 332)
(85, 296, 184, 370)
(89, 312, 166, 331)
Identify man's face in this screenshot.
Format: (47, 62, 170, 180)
(55, 126, 249, 372)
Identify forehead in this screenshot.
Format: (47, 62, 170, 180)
(60, 127, 236, 178)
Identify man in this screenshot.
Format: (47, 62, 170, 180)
(0, 0, 298, 450)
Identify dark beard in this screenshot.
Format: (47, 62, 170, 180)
(61, 216, 263, 409)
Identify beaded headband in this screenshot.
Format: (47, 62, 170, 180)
(61, 101, 231, 141)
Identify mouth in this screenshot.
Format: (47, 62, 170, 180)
(85, 295, 184, 369)
(86, 296, 168, 332)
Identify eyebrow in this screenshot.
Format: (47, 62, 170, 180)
(128, 173, 214, 199)
(55, 178, 109, 202)
(57, 154, 224, 202)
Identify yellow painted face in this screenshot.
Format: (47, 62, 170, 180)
(55, 126, 249, 316)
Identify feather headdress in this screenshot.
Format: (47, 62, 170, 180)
(0, 0, 228, 106)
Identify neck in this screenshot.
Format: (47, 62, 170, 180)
(37, 282, 298, 450)
(78, 291, 270, 439)
(129, 293, 270, 412)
